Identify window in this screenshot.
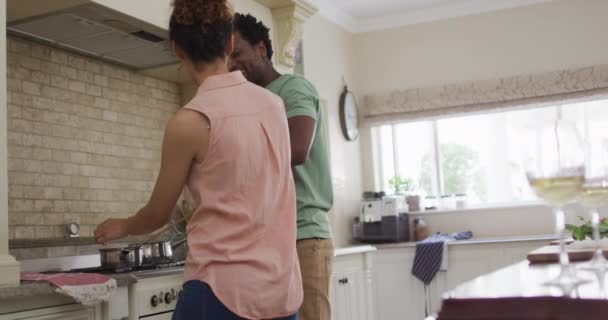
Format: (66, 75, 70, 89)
(372, 99, 608, 206)
(373, 122, 436, 196)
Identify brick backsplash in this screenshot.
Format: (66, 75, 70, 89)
(7, 37, 181, 239)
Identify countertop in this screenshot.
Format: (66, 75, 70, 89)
(334, 245, 377, 257)
(10, 237, 101, 249)
(374, 234, 556, 250)
(0, 272, 136, 301)
(3, 235, 556, 301)
(437, 259, 608, 320)
(0, 282, 57, 300)
(334, 235, 556, 256)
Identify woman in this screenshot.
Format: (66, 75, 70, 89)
(93, 1, 303, 319)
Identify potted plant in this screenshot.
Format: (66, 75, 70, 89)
(388, 176, 421, 211)
(566, 216, 608, 241)
(388, 175, 415, 195)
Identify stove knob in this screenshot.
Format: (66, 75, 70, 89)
(151, 295, 160, 307)
(165, 292, 176, 304)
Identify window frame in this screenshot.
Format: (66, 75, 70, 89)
(371, 104, 595, 207)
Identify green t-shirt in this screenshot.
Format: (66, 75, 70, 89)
(267, 74, 333, 240)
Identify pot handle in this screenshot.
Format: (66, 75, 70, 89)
(131, 215, 189, 249)
(171, 238, 187, 250)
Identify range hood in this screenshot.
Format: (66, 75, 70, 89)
(7, 2, 179, 70)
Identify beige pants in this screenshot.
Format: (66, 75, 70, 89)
(296, 238, 334, 320)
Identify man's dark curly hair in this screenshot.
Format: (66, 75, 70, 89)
(233, 13, 274, 60)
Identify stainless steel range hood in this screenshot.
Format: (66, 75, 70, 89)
(7, 2, 179, 70)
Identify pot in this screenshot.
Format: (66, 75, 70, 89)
(137, 241, 173, 264)
(99, 247, 143, 270)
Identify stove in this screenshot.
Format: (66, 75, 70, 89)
(69, 261, 186, 320)
(62, 261, 184, 320)
(20, 255, 186, 320)
(128, 267, 184, 320)
(69, 260, 185, 274)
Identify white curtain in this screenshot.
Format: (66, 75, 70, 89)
(362, 64, 608, 126)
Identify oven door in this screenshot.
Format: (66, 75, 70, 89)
(140, 312, 173, 320)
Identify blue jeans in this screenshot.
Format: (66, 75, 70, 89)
(173, 280, 298, 320)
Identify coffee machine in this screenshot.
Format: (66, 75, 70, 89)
(354, 193, 410, 243)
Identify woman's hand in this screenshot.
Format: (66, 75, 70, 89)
(94, 218, 130, 245)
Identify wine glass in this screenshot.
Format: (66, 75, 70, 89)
(525, 119, 587, 294)
(578, 135, 608, 289)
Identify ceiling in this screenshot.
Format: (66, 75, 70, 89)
(307, 0, 554, 33)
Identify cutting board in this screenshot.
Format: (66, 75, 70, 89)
(527, 245, 608, 264)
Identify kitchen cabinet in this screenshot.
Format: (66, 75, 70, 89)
(330, 252, 374, 320)
(0, 304, 100, 320)
(372, 248, 424, 320)
(445, 245, 501, 291)
(446, 241, 550, 291)
(331, 269, 365, 320)
(427, 271, 447, 316)
(372, 239, 551, 320)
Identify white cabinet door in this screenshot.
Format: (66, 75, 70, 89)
(427, 271, 447, 315)
(371, 241, 549, 320)
(501, 241, 548, 266)
(332, 267, 367, 320)
(345, 269, 367, 320)
(331, 272, 348, 320)
(445, 245, 501, 291)
(372, 248, 425, 320)
(445, 241, 550, 292)
(362, 266, 376, 320)
(331, 253, 375, 320)
(446, 241, 550, 292)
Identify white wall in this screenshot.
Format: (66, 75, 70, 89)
(354, 0, 608, 239)
(411, 205, 554, 238)
(302, 15, 362, 248)
(355, 0, 608, 188)
(231, 0, 274, 31)
(353, 0, 608, 96)
(410, 201, 608, 239)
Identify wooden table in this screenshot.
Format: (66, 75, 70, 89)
(437, 260, 608, 319)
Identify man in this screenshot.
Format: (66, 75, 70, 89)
(229, 13, 334, 320)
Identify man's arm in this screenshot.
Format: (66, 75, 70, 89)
(282, 78, 320, 167)
(289, 116, 316, 166)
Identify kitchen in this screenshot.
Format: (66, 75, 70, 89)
(1, 0, 608, 319)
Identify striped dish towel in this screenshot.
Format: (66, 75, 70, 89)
(411, 231, 473, 285)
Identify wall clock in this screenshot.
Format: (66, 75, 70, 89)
(339, 85, 359, 141)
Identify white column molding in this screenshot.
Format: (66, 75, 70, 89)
(255, 0, 317, 70)
(0, 0, 20, 287)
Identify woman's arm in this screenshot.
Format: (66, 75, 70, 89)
(94, 109, 209, 244)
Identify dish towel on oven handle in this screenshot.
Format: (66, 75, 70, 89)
(21, 272, 117, 306)
(411, 231, 473, 285)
